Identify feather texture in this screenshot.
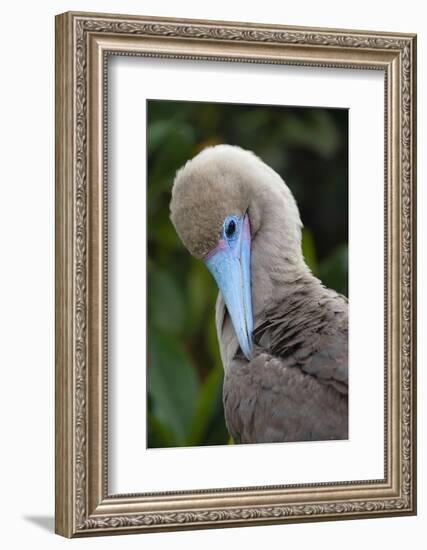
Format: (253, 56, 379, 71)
(218, 276, 348, 443)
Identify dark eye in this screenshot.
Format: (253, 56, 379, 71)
(225, 219, 236, 238)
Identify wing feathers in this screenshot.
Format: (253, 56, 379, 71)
(222, 281, 349, 443)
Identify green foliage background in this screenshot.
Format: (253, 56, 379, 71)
(147, 100, 348, 448)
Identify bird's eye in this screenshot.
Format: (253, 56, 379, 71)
(225, 219, 236, 239)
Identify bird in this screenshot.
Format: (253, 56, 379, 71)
(170, 144, 348, 444)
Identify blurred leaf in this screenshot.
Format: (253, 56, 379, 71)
(148, 330, 199, 445)
(147, 413, 177, 448)
(281, 110, 339, 158)
(148, 212, 182, 251)
(186, 259, 216, 335)
(206, 307, 222, 366)
(147, 118, 196, 217)
(148, 264, 186, 335)
(186, 363, 224, 446)
(301, 227, 317, 273)
(147, 119, 195, 158)
(194, 136, 223, 154)
(318, 245, 348, 297)
(235, 109, 269, 135)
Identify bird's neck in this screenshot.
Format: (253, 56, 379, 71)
(250, 218, 319, 328)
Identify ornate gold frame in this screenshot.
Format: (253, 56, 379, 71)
(55, 11, 417, 537)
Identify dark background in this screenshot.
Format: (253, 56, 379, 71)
(147, 99, 348, 448)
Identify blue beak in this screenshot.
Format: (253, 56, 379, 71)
(204, 214, 254, 360)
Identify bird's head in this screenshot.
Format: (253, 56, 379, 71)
(170, 144, 303, 361)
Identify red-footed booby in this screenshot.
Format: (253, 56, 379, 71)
(170, 145, 348, 444)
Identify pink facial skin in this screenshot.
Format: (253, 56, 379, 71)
(204, 237, 227, 262)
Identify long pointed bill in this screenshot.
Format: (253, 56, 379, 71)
(204, 214, 253, 360)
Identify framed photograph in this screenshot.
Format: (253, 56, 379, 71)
(55, 11, 417, 537)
